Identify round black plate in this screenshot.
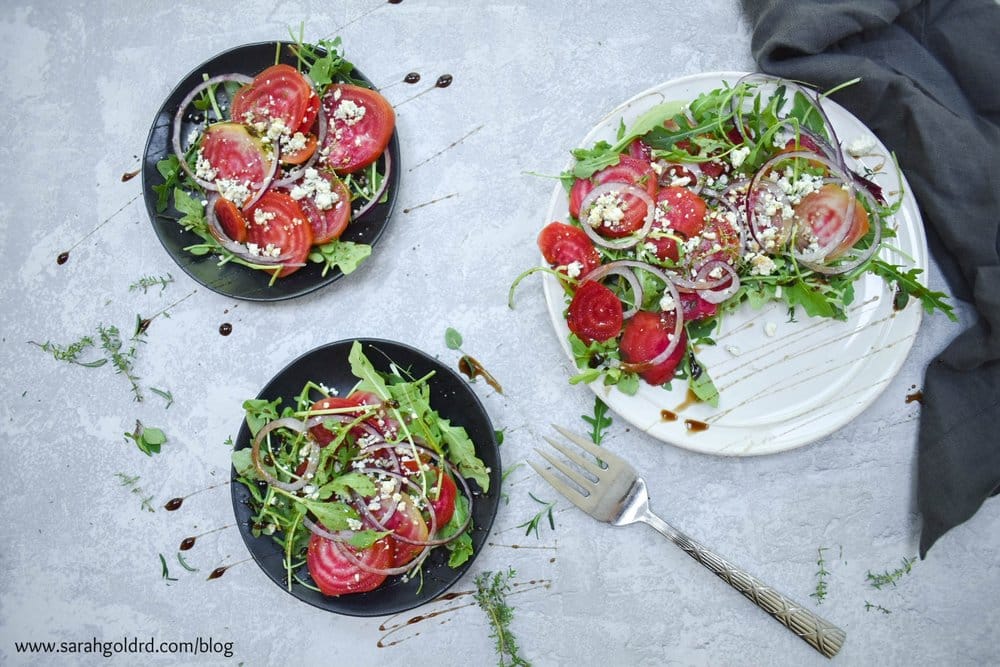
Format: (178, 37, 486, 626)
(141, 42, 400, 301)
(231, 339, 501, 616)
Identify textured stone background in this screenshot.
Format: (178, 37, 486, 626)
(1, 1, 997, 665)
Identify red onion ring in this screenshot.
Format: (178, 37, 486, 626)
(578, 182, 655, 249)
(204, 194, 302, 266)
(302, 516, 356, 542)
(333, 534, 430, 577)
(241, 138, 280, 211)
(171, 74, 253, 190)
(250, 417, 318, 493)
(579, 261, 644, 319)
(351, 149, 394, 220)
(694, 260, 741, 304)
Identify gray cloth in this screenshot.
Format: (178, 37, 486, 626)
(742, 0, 1000, 556)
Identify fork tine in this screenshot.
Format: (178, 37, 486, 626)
(534, 447, 597, 495)
(543, 436, 604, 477)
(552, 424, 627, 468)
(528, 459, 596, 513)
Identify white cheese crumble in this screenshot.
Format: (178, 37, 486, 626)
(586, 192, 627, 230)
(765, 321, 778, 337)
(215, 179, 251, 205)
(194, 149, 217, 181)
(289, 168, 339, 210)
(730, 145, 751, 169)
(346, 518, 363, 531)
(847, 134, 876, 157)
(333, 99, 367, 126)
(565, 261, 584, 279)
(750, 254, 777, 276)
(658, 292, 676, 312)
(253, 209, 276, 227)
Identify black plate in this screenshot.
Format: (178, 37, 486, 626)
(231, 339, 501, 616)
(141, 42, 400, 301)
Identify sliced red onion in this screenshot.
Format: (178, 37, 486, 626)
(579, 261, 644, 319)
(694, 260, 741, 304)
(171, 74, 253, 190)
(302, 516, 356, 543)
(204, 194, 302, 266)
(271, 102, 329, 188)
(333, 535, 430, 577)
(250, 417, 317, 493)
(578, 182, 655, 249)
(351, 149, 394, 220)
(655, 161, 703, 194)
(241, 139, 280, 211)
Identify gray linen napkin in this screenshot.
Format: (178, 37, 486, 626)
(741, 0, 1000, 556)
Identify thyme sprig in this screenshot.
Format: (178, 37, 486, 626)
(130, 273, 174, 294)
(810, 547, 830, 604)
(866, 556, 916, 589)
(115, 472, 156, 512)
(28, 336, 106, 368)
(474, 568, 530, 667)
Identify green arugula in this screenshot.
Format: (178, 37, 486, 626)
(124, 420, 167, 456)
(582, 397, 612, 445)
(308, 240, 372, 277)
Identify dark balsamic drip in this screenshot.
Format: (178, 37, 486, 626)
(57, 251, 70, 265)
(435, 74, 453, 88)
(673, 388, 700, 413)
(437, 590, 473, 602)
(457, 355, 503, 394)
(219, 322, 233, 336)
(136, 318, 152, 335)
(164, 497, 184, 511)
(404, 72, 420, 84)
(207, 566, 228, 580)
(179, 537, 196, 551)
(402, 192, 458, 214)
(906, 390, 923, 404)
(387, 0, 402, 4)
(660, 409, 678, 422)
(688, 352, 703, 380)
(549, 557, 556, 563)
(121, 169, 140, 182)
(684, 419, 710, 433)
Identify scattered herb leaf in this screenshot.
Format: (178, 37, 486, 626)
(582, 397, 612, 445)
(124, 420, 167, 457)
(474, 568, 530, 667)
(517, 492, 556, 538)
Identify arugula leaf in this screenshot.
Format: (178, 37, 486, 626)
(308, 240, 371, 277)
(124, 421, 167, 456)
(173, 187, 207, 232)
(582, 397, 612, 445)
(300, 499, 356, 531)
(231, 448, 254, 476)
(348, 530, 391, 550)
(348, 341, 390, 399)
(870, 259, 956, 321)
(438, 419, 490, 492)
(153, 156, 182, 213)
(445, 327, 463, 350)
(319, 472, 377, 500)
(243, 397, 282, 436)
(686, 353, 719, 407)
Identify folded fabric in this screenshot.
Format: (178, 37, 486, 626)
(741, 0, 1000, 556)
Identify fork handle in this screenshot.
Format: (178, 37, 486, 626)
(642, 512, 845, 659)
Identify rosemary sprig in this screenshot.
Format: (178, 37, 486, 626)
(474, 568, 530, 667)
(866, 556, 916, 589)
(150, 387, 174, 409)
(517, 492, 555, 538)
(99, 324, 143, 401)
(159, 553, 178, 582)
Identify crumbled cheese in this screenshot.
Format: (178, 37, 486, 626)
(750, 254, 777, 276)
(289, 167, 339, 211)
(346, 518, 363, 531)
(726, 345, 742, 356)
(247, 242, 261, 257)
(194, 149, 217, 181)
(586, 191, 628, 230)
(215, 179, 251, 205)
(765, 321, 778, 337)
(264, 117, 289, 143)
(565, 261, 584, 279)
(847, 134, 876, 157)
(333, 99, 367, 126)
(253, 208, 276, 226)
(730, 145, 751, 169)
(282, 131, 308, 153)
(658, 292, 676, 312)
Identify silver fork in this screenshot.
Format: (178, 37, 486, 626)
(530, 425, 846, 659)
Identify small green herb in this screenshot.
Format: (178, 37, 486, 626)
(307, 239, 372, 277)
(124, 420, 167, 457)
(494, 428, 506, 446)
(159, 553, 178, 582)
(517, 492, 556, 538)
(474, 568, 530, 667)
(29, 337, 107, 368)
(116, 473, 157, 513)
(810, 547, 830, 604)
(99, 324, 144, 401)
(866, 556, 916, 589)
(151, 387, 174, 409)
(864, 600, 892, 614)
(445, 327, 464, 350)
(582, 397, 612, 446)
(177, 552, 198, 572)
(130, 273, 174, 294)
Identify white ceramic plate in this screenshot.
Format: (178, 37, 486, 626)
(542, 71, 927, 456)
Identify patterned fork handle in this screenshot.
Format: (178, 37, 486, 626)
(642, 511, 846, 659)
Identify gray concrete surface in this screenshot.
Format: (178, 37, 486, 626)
(1, 1, 997, 665)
